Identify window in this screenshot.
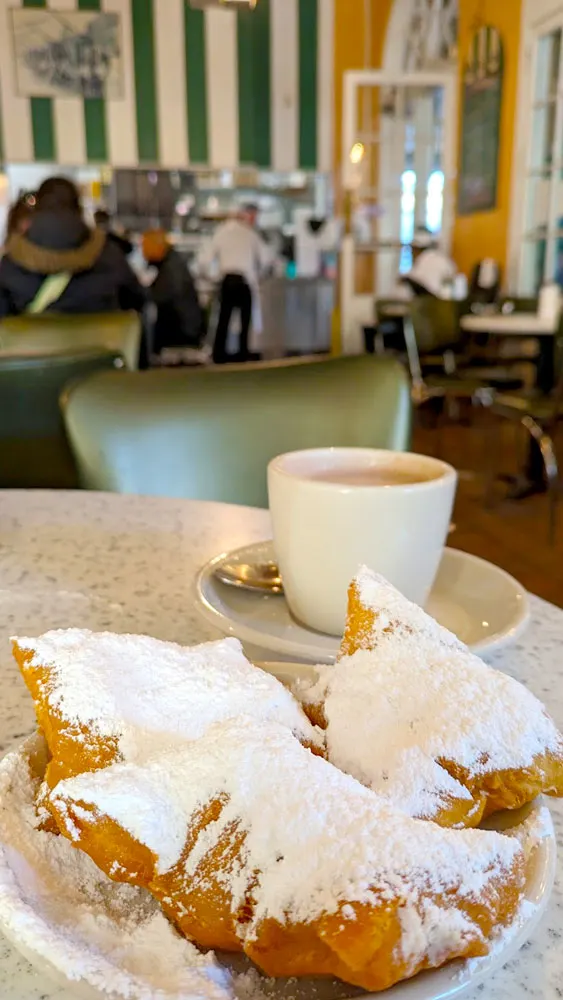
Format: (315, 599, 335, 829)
(399, 168, 445, 274)
(521, 26, 563, 293)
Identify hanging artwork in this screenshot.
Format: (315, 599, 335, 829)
(10, 8, 124, 100)
(458, 24, 504, 215)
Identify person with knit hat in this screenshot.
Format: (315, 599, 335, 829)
(143, 229, 204, 361)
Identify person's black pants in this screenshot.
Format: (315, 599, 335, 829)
(213, 273, 252, 364)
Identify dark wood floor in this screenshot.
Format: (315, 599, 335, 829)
(412, 414, 563, 608)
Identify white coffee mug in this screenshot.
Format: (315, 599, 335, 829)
(268, 448, 457, 636)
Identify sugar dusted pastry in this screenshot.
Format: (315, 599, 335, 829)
(300, 568, 563, 827)
(48, 719, 525, 993)
(12, 631, 320, 787)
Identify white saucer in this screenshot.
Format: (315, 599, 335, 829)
(196, 542, 530, 662)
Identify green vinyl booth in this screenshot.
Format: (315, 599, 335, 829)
(62, 355, 412, 508)
(0, 311, 141, 371)
(0, 349, 124, 489)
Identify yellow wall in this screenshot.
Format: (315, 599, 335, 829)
(333, 0, 394, 296)
(333, 0, 394, 194)
(332, 0, 522, 283)
(453, 0, 522, 279)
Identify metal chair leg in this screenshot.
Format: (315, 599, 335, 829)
(374, 331, 385, 355)
(403, 317, 423, 387)
(521, 416, 559, 542)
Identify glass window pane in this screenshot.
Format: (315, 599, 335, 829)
(535, 29, 562, 102)
(525, 173, 551, 233)
(521, 240, 547, 295)
(426, 169, 444, 234)
(530, 104, 557, 169)
(555, 236, 563, 285)
(554, 171, 563, 229)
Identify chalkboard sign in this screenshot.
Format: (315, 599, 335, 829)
(458, 25, 504, 215)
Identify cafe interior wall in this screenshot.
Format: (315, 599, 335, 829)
(334, 0, 523, 292)
(0, 0, 333, 174)
(333, 0, 394, 298)
(452, 0, 523, 282)
(333, 0, 394, 197)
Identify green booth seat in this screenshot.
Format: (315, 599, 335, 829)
(0, 350, 124, 490)
(0, 311, 141, 371)
(62, 355, 412, 508)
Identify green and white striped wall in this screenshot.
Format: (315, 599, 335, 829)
(0, 0, 334, 171)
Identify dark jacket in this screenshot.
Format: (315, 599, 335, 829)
(106, 229, 135, 258)
(0, 209, 145, 318)
(150, 249, 204, 351)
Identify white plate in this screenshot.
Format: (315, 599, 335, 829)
(196, 543, 530, 662)
(0, 735, 556, 1000)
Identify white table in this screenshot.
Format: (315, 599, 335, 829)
(0, 490, 561, 1000)
(460, 313, 558, 336)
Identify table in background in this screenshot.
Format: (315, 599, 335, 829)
(461, 312, 560, 493)
(460, 313, 557, 336)
(0, 490, 561, 1000)
(460, 312, 558, 393)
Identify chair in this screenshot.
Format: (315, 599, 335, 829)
(468, 259, 501, 307)
(365, 299, 409, 355)
(498, 296, 538, 314)
(62, 355, 412, 508)
(486, 317, 563, 541)
(403, 298, 489, 404)
(0, 311, 141, 371)
(405, 298, 522, 402)
(463, 297, 540, 372)
(0, 349, 124, 489)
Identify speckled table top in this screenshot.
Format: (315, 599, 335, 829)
(0, 490, 560, 1000)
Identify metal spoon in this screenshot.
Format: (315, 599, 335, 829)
(214, 522, 456, 597)
(214, 560, 284, 594)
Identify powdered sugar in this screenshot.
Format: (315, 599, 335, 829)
(0, 735, 231, 1000)
(14, 631, 320, 761)
(51, 717, 523, 958)
(458, 807, 556, 986)
(513, 804, 555, 853)
(398, 900, 476, 967)
(304, 568, 563, 818)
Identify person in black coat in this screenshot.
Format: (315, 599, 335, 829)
(142, 229, 204, 355)
(93, 208, 135, 258)
(0, 176, 145, 318)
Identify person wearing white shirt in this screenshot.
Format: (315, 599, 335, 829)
(199, 205, 272, 364)
(401, 227, 457, 300)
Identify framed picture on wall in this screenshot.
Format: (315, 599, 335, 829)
(458, 25, 504, 215)
(10, 8, 124, 100)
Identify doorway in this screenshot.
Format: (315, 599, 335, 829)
(340, 69, 457, 349)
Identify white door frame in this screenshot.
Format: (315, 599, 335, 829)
(340, 69, 458, 353)
(383, 0, 416, 69)
(508, 2, 563, 291)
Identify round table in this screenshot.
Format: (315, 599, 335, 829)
(0, 491, 561, 1000)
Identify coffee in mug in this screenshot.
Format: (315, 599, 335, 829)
(268, 448, 457, 636)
